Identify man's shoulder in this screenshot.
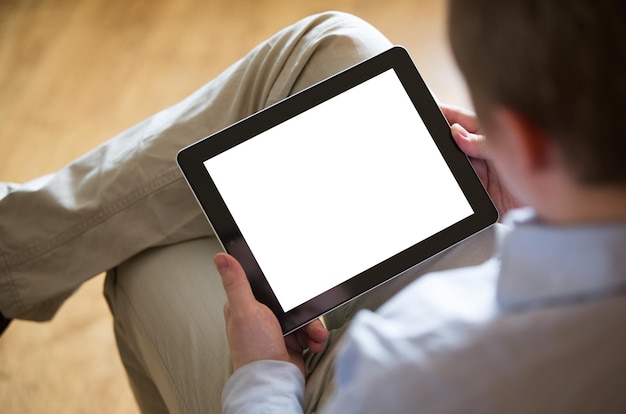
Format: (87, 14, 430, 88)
(336, 266, 626, 413)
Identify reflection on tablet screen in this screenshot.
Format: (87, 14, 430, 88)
(204, 69, 473, 312)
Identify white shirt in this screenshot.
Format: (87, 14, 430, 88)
(223, 209, 626, 413)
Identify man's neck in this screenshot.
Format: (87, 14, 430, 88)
(536, 184, 626, 225)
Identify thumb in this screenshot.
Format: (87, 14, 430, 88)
(214, 253, 255, 306)
(451, 123, 490, 160)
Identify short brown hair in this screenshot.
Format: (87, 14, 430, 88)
(448, 0, 626, 186)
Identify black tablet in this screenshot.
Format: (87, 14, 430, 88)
(177, 46, 497, 334)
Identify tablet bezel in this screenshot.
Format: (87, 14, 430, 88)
(177, 46, 498, 334)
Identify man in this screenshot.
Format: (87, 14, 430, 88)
(1, 1, 624, 413)
(214, 1, 626, 413)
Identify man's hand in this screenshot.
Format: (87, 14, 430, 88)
(440, 104, 523, 218)
(215, 253, 329, 376)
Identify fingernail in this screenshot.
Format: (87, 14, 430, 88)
(451, 123, 468, 138)
(214, 254, 229, 273)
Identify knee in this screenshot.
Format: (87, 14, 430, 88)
(305, 11, 392, 55)
(288, 11, 392, 94)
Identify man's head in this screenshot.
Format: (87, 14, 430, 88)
(447, 0, 626, 189)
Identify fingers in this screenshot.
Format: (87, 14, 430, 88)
(303, 319, 329, 353)
(215, 253, 329, 356)
(215, 253, 298, 372)
(439, 103, 480, 133)
(304, 319, 329, 343)
(214, 253, 254, 308)
(451, 123, 490, 160)
(440, 103, 487, 159)
(286, 319, 329, 355)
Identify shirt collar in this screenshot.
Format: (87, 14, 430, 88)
(496, 208, 626, 310)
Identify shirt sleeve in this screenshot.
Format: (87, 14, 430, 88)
(222, 360, 305, 414)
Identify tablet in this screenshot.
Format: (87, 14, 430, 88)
(177, 46, 497, 334)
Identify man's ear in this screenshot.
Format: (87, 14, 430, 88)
(492, 108, 556, 173)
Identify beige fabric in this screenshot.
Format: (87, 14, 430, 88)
(0, 10, 502, 413)
(0, 11, 393, 413)
(0, 12, 391, 321)
(105, 225, 501, 414)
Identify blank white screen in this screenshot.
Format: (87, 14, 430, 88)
(205, 69, 473, 312)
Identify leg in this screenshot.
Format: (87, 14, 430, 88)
(107, 216, 504, 414)
(102, 12, 393, 414)
(104, 238, 229, 414)
(0, 12, 392, 321)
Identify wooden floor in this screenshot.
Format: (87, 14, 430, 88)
(0, 0, 470, 412)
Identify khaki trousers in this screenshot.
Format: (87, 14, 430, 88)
(0, 12, 500, 413)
